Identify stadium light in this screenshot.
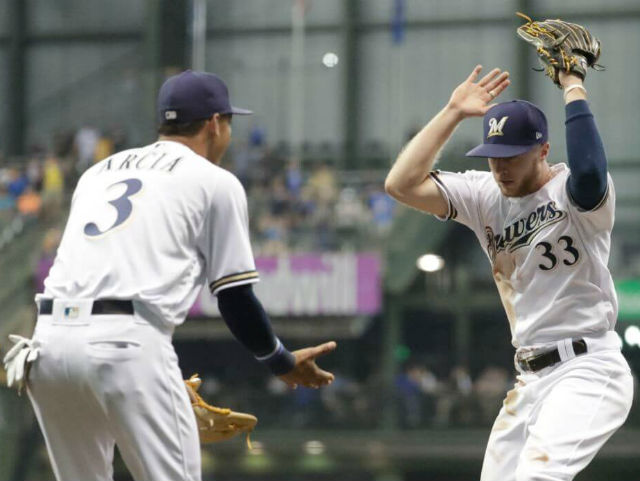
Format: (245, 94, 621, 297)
(322, 52, 339, 68)
(624, 325, 640, 347)
(304, 440, 326, 455)
(416, 253, 445, 273)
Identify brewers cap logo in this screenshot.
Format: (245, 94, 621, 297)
(487, 116, 508, 138)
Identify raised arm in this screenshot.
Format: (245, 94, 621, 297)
(560, 71, 608, 210)
(384, 65, 510, 216)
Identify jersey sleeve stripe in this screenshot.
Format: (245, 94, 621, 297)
(209, 271, 260, 294)
(430, 171, 456, 220)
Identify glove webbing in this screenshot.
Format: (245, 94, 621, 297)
(186, 374, 254, 450)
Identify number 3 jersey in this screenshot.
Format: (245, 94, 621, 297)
(431, 163, 616, 348)
(44, 140, 259, 327)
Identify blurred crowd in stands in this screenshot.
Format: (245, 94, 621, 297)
(230, 125, 394, 253)
(1, 123, 394, 254)
(194, 356, 640, 430)
(183, 363, 518, 430)
(0, 124, 125, 234)
(0, 156, 65, 226)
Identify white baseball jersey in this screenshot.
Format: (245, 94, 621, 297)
(44, 140, 259, 327)
(431, 162, 616, 348)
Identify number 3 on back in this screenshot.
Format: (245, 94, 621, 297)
(84, 178, 143, 237)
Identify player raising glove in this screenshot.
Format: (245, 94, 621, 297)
(516, 12, 603, 87)
(184, 374, 258, 449)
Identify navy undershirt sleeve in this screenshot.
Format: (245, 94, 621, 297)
(217, 283, 296, 375)
(565, 99, 608, 210)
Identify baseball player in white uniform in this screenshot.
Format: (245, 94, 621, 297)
(8, 70, 336, 481)
(385, 65, 633, 480)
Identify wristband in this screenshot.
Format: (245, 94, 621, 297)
(563, 84, 587, 100)
(256, 338, 296, 376)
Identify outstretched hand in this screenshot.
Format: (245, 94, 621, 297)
(278, 341, 337, 389)
(447, 65, 510, 118)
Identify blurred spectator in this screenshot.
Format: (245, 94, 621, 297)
(35, 228, 62, 293)
(93, 132, 115, 163)
(7, 168, 29, 198)
(367, 185, 395, 235)
(257, 214, 289, 255)
(311, 202, 336, 250)
(73, 125, 100, 172)
(268, 176, 292, 216)
(232, 140, 252, 187)
(334, 187, 371, 248)
(305, 161, 337, 205)
(474, 366, 511, 425)
(0, 167, 9, 185)
(335, 187, 371, 229)
(26, 158, 43, 192)
(249, 124, 266, 148)
(0, 184, 15, 215)
(285, 159, 304, 199)
(434, 365, 474, 427)
(395, 362, 440, 428)
(16, 186, 42, 218)
(41, 155, 65, 221)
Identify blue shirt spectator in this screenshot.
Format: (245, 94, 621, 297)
(7, 170, 29, 198)
(368, 188, 395, 231)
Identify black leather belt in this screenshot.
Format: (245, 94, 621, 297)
(38, 299, 134, 316)
(517, 339, 587, 372)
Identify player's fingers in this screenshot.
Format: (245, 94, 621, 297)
(477, 68, 502, 87)
(282, 378, 298, 389)
(465, 65, 483, 83)
(296, 360, 335, 384)
(298, 341, 337, 362)
(490, 78, 511, 100)
(310, 365, 335, 384)
(482, 78, 511, 108)
(484, 71, 510, 92)
(298, 373, 333, 389)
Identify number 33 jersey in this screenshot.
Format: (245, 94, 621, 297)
(431, 163, 616, 348)
(44, 141, 259, 327)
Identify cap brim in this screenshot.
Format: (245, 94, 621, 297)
(229, 106, 253, 115)
(465, 143, 537, 158)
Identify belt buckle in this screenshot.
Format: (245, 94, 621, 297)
(517, 353, 537, 372)
(518, 357, 532, 372)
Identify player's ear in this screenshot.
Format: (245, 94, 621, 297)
(209, 114, 222, 138)
(540, 142, 550, 160)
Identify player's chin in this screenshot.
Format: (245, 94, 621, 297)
(498, 181, 518, 196)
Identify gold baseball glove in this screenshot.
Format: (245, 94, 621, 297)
(184, 374, 258, 449)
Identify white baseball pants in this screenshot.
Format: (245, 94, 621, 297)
(27, 298, 201, 481)
(480, 332, 633, 481)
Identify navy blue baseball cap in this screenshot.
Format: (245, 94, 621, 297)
(157, 70, 252, 124)
(465, 100, 548, 158)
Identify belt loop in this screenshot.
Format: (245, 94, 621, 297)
(556, 339, 569, 362)
(556, 338, 576, 362)
(565, 338, 576, 358)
